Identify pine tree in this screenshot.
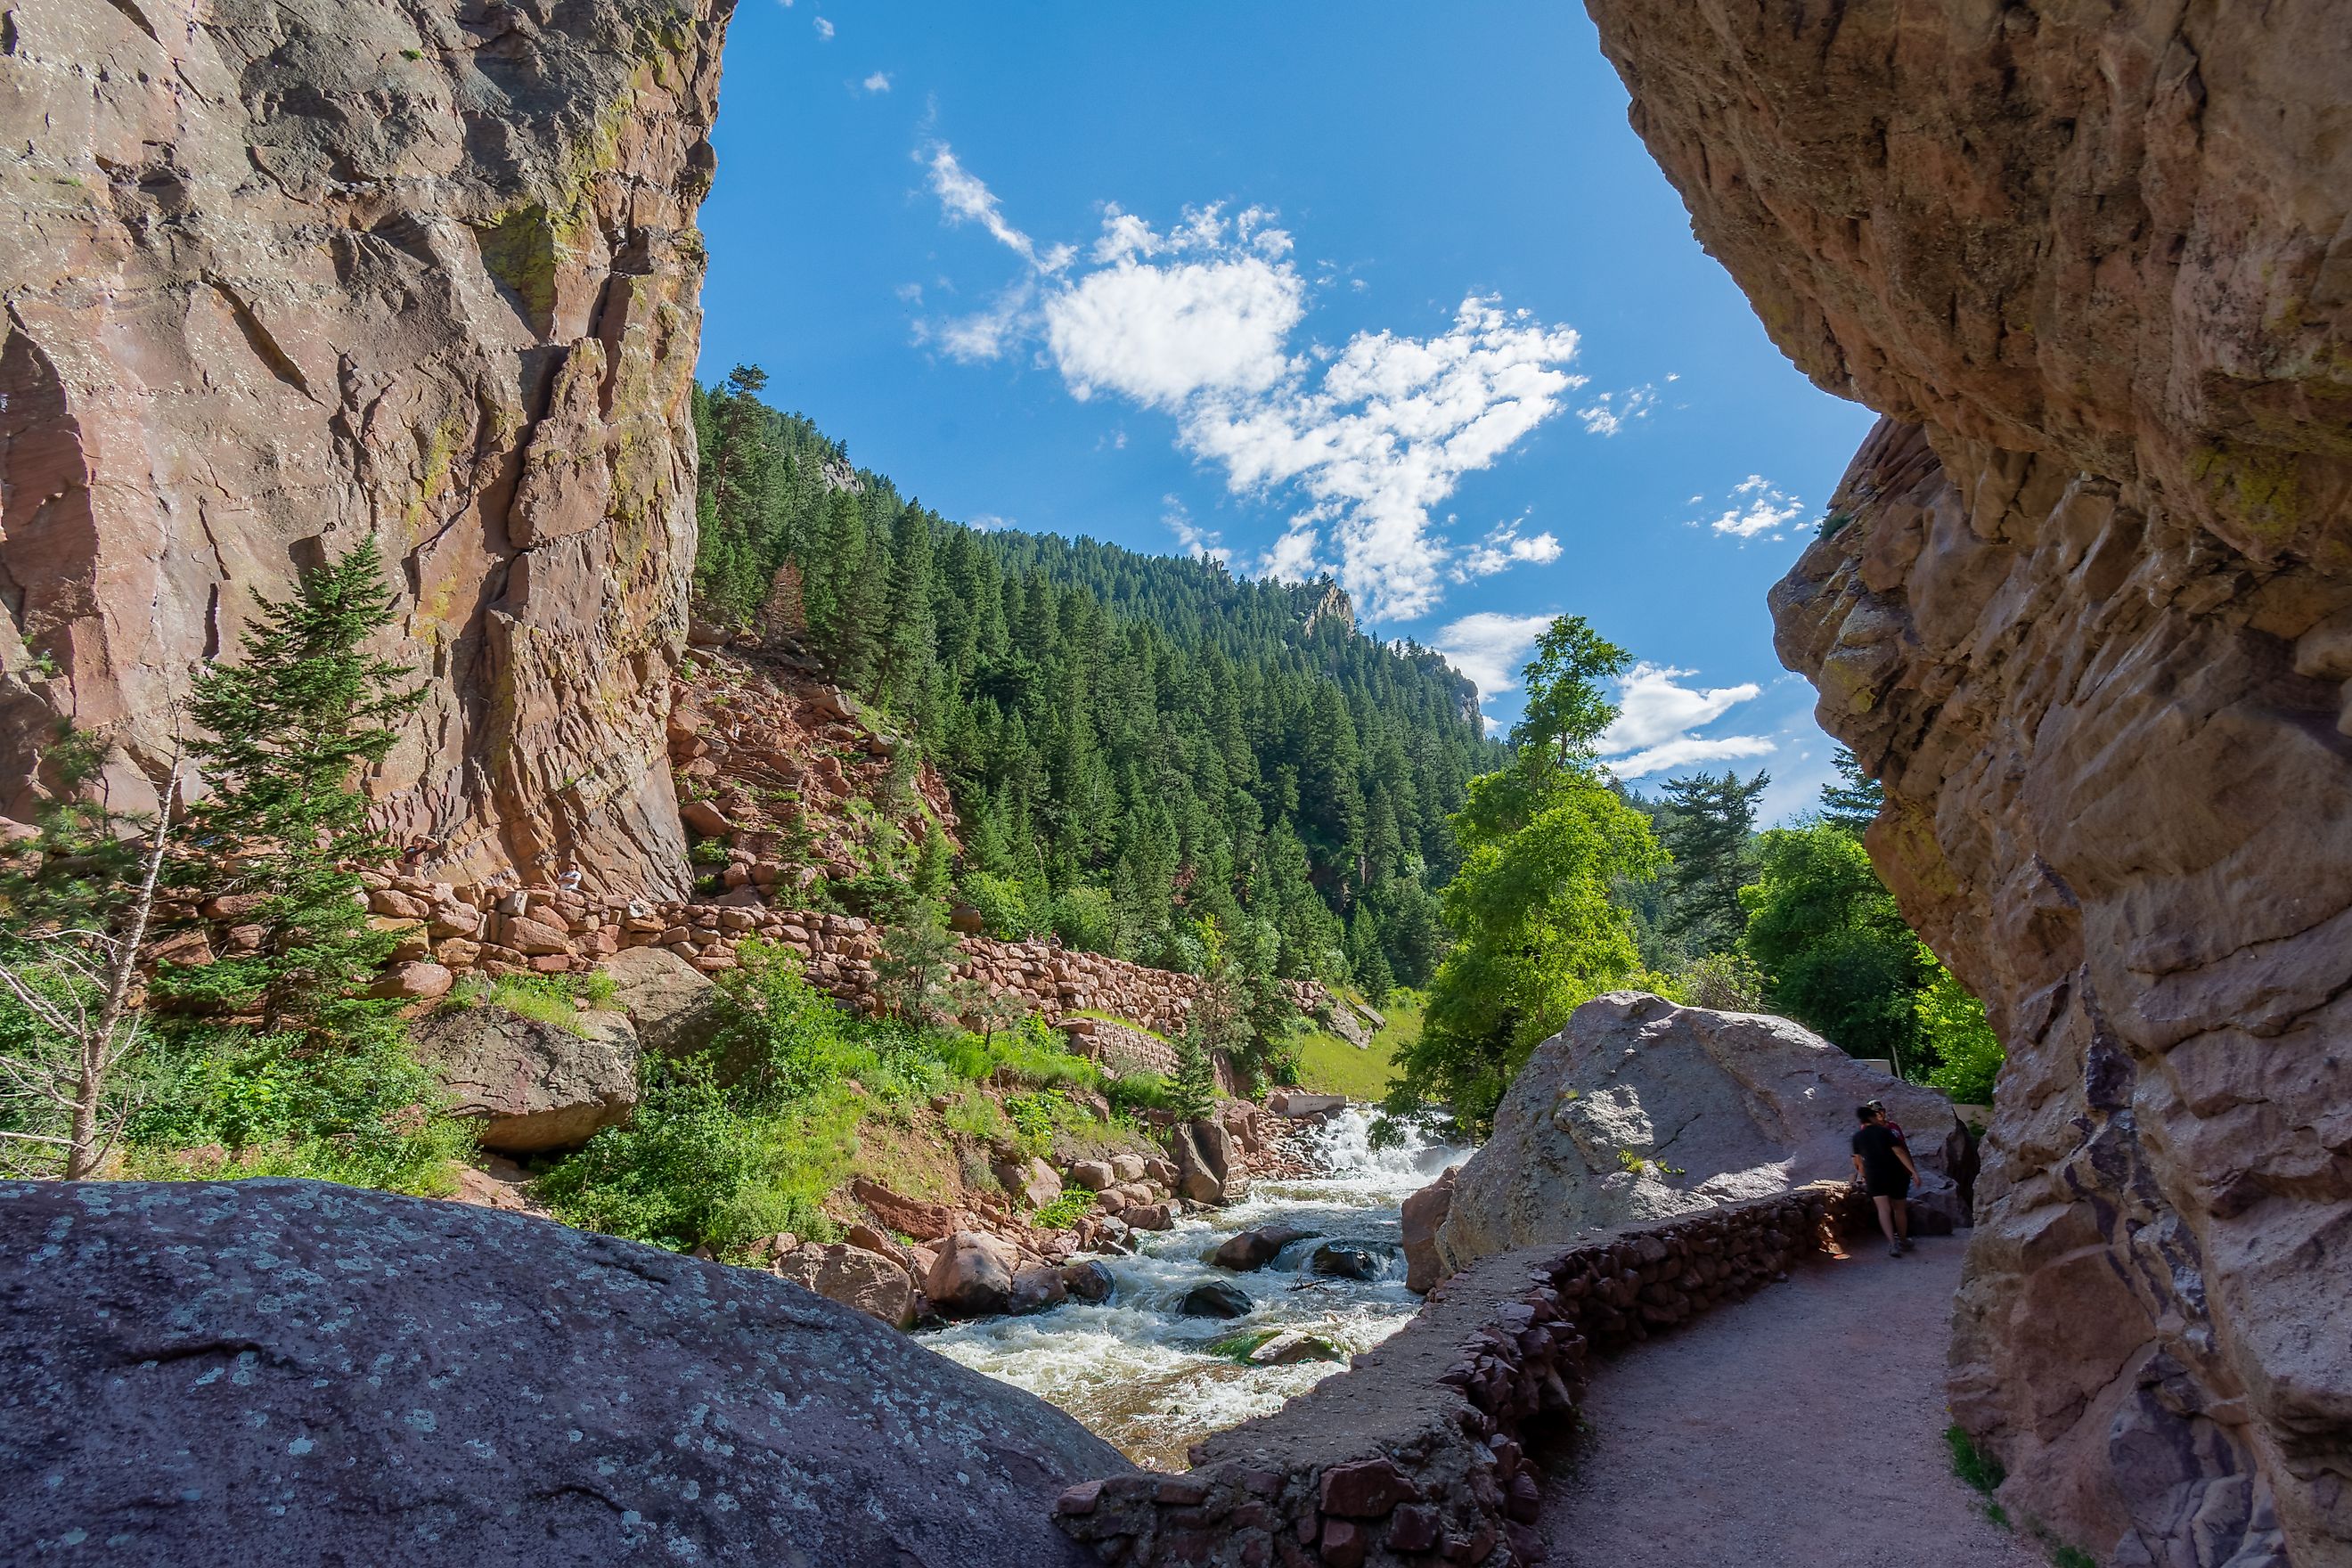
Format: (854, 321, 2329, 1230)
(1818, 747, 1884, 834)
(160, 540, 424, 1042)
(1656, 770, 1770, 960)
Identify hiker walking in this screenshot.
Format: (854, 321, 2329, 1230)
(1851, 1103, 1919, 1258)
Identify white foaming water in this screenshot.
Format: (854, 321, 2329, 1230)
(924, 1108, 1472, 1466)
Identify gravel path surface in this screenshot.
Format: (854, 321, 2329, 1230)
(1539, 1233, 2040, 1567)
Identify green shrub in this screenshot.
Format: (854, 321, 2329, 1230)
(1921, 965, 2005, 1104)
(1946, 1424, 2005, 1496)
(1051, 886, 1117, 954)
(960, 871, 1040, 940)
(535, 1062, 853, 1255)
(1031, 1189, 1096, 1229)
(1106, 1072, 1172, 1115)
(125, 1024, 470, 1196)
(944, 1090, 1008, 1143)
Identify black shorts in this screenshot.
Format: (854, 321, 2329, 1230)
(1865, 1172, 1911, 1201)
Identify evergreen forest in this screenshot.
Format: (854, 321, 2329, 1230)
(690, 367, 1499, 1000)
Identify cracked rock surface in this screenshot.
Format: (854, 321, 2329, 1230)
(0, 0, 737, 894)
(0, 1179, 1127, 1564)
(1584, 3, 2350, 1560)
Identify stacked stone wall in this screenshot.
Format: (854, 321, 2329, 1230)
(160, 873, 1326, 1041)
(1053, 1183, 1872, 1567)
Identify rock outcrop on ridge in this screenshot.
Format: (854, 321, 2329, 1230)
(1584, 4, 2349, 1560)
(0, 0, 736, 894)
(1431, 993, 1958, 1280)
(0, 1179, 1128, 1564)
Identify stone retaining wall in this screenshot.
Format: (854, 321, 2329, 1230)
(1053, 1182, 1873, 1567)
(159, 874, 1324, 1041)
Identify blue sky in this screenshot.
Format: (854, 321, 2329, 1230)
(695, 3, 1879, 821)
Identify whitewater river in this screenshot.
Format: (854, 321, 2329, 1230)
(925, 1109, 1472, 1467)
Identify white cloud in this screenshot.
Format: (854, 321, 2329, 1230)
(894, 282, 923, 304)
(813, 14, 834, 37)
(968, 512, 1013, 532)
(916, 149, 1588, 620)
(1687, 474, 1805, 541)
(1433, 611, 1555, 706)
(861, 70, 890, 93)
(1045, 246, 1303, 408)
(1605, 733, 1779, 777)
(922, 145, 1072, 273)
(1576, 383, 1659, 437)
(1162, 495, 1230, 565)
(1597, 662, 1774, 779)
(1260, 522, 1327, 583)
(1453, 516, 1562, 580)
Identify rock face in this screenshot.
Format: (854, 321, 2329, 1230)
(0, 0, 736, 895)
(0, 1179, 1129, 1564)
(409, 1002, 639, 1152)
(1434, 994, 1956, 1278)
(1583, 4, 2351, 1560)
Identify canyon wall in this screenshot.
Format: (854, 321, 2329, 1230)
(1583, 4, 2350, 1563)
(0, 0, 736, 895)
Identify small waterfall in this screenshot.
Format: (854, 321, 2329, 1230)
(924, 1107, 1473, 1467)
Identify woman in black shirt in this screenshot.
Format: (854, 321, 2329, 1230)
(1850, 1104, 1920, 1258)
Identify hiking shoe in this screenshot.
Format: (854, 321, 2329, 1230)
(1888, 1243, 1904, 1259)
(1899, 1237, 1915, 1254)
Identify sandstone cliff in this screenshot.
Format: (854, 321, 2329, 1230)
(1583, 4, 2349, 1562)
(0, 0, 735, 896)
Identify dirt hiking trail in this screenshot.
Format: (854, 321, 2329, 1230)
(1539, 1233, 2040, 1567)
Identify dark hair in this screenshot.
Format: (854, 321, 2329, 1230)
(1855, 1104, 1880, 1123)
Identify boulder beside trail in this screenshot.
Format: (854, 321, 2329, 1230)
(408, 1003, 639, 1152)
(0, 1180, 1128, 1566)
(600, 943, 726, 1063)
(1400, 1166, 1458, 1294)
(1435, 992, 1961, 1279)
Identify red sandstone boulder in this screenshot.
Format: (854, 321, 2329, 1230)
(926, 1230, 1023, 1317)
(1401, 1165, 1458, 1294)
(771, 1242, 917, 1331)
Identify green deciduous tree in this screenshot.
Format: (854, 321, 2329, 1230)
(1738, 823, 1930, 1073)
(1392, 618, 1666, 1129)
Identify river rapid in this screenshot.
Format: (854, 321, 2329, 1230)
(925, 1108, 1472, 1467)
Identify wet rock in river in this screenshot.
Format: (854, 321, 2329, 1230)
(1208, 1223, 1317, 1272)
(1310, 1243, 1381, 1281)
(1180, 1281, 1254, 1319)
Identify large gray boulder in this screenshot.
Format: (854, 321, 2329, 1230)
(0, 1180, 1128, 1565)
(1435, 992, 1959, 1278)
(409, 1003, 639, 1152)
(600, 943, 725, 1062)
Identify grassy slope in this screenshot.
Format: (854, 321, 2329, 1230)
(1290, 989, 1423, 1103)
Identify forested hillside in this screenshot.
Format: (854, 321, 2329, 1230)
(690, 369, 1502, 994)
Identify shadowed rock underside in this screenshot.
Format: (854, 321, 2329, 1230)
(1582, 4, 2350, 1562)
